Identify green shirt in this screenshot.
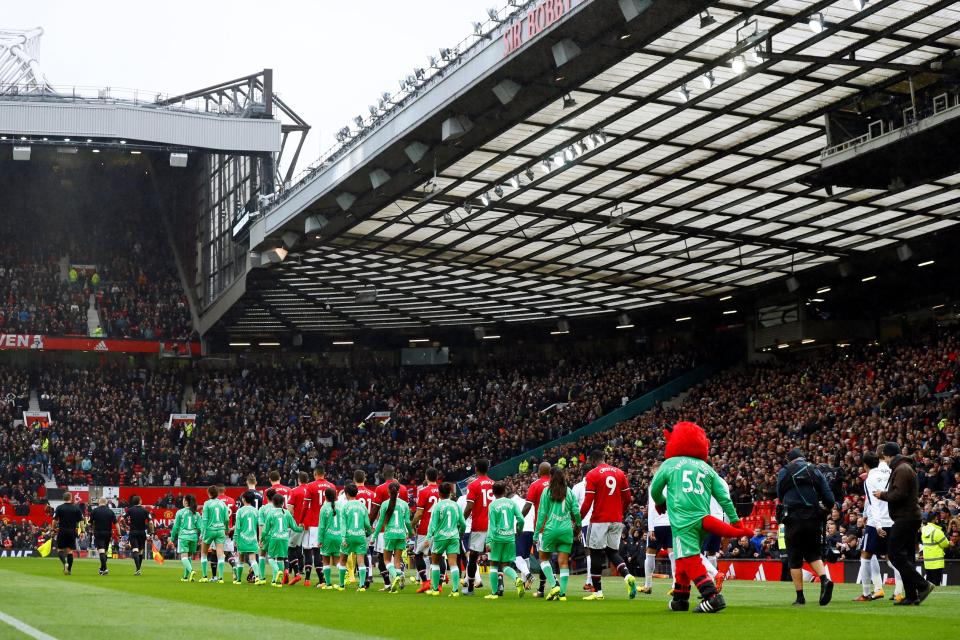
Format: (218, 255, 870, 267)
(374, 499, 412, 540)
(257, 503, 275, 530)
(202, 498, 229, 532)
(649, 456, 738, 529)
(262, 508, 302, 543)
(487, 497, 524, 543)
(535, 488, 581, 535)
(235, 505, 259, 546)
(340, 500, 373, 539)
(426, 498, 465, 541)
(171, 508, 200, 542)
(318, 502, 344, 539)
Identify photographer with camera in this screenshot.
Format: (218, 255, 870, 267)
(776, 448, 836, 607)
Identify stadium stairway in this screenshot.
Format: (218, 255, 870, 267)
(488, 364, 720, 480)
(86, 293, 101, 337)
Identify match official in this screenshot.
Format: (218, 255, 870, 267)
(91, 497, 118, 576)
(52, 492, 84, 575)
(776, 448, 836, 606)
(125, 495, 154, 575)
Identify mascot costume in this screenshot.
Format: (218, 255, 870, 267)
(650, 421, 753, 613)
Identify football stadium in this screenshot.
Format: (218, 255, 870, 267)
(1, 1, 960, 638)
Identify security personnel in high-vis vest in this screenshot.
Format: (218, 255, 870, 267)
(778, 523, 790, 582)
(920, 510, 950, 586)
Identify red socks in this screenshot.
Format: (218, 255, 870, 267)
(701, 515, 754, 539)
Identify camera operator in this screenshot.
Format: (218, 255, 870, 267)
(776, 448, 836, 607)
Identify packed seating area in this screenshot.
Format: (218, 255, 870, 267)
(508, 328, 960, 557)
(0, 366, 44, 504)
(0, 165, 193, 340)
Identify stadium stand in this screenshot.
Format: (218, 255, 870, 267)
(507, 329, 960, 555)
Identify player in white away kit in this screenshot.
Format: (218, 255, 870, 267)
(642, 472, 674, 594)
(855, 451, 903, 601)
(508, 484, 535, 588)
(456, 491, 480, 589)
(572, 472, 593, 591)
(699, 475, 729, 591)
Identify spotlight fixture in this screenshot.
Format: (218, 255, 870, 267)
(443, 212, 454, 225)
(749, 47, 764, 65)
(676, 85, 691, 102)
(786, 276, 800, 293)
(851, 0, 869, 10)
(463, 201, 473, 215)
(524, 167, 535, 181)
(563, 147, 576, 162)
(335, 127, 351, 142)
(701, 71, 715, 90)
(480, 193, 491, 207)
(353, 115, 365, 128)
(699, 10, 716, 29)
(808, 13, 825, 34)
(493, 185, 504, 198)
(541, 159, 553, 174)
(731, 56, 746, 74)
(616, 313, 633, 329)
(562, 93, 577, 109)
(509, 175, 521, 189)
(486, 8, 501, 21)
(440, 47, 453, 61)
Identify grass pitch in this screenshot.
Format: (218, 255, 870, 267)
(0, 559, 957, 640)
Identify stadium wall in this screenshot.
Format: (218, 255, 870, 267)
(488, 364, 719, 480)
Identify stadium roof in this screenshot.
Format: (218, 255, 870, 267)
(218, 0, 960, 336)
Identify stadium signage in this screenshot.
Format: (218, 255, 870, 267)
(503, 0, 575, 58)
(0, 334, 200, 355)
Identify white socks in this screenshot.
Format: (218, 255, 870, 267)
(644, 553, 656, 587)
(668, 551, 676, 580)
(702, 555, 718, 579)
(515, 556, 529, 578)
(870, 556, 882, 592)
(859, 558, 871, 596)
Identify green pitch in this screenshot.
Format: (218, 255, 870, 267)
(0, 559, 957, 640)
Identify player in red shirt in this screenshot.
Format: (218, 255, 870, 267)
(522, 461, 552, 597)
(411, 467, 440, 592)
(285, 471, 311, 585)
(578, 450, 636, 601)
(303, 464, 335, 587)
(370, 464, 410, 591)
(348, 469, 377, 589)
(463, 458, 495, 595)
(216, 484, 239, 582)
(265, 470, 291, 506)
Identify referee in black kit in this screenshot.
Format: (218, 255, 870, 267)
(124, 495, 154, 575)
(776, 448, 836, 607)
(52, 492, 85, 575)
(90, 497, 118, 575)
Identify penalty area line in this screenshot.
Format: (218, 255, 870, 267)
(0, 610, 58, 640)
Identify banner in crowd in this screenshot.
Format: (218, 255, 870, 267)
(364, 411, 391, 426)
(23, 411, 51, 429)
(159, 341, 195, 358)
(0, 503, 52, 525)
(168, 414, 197, 435)
(66, 485, 90, 504)
(0, 550, 37, 558)
(0, 334, 200, 356)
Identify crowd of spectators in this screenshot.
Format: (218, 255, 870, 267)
(509, 329, 960, 557)
(0, 521, 43, 551)
(0, 366, 46, 504)
(0, 165, 194, 341)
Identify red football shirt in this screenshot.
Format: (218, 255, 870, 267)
(219, 495, 236, 528)
(525, 477, 551, 519)
(287, 484, 310, 524)
(465, 475, 495, 532)
(580, 464, 632, 523)
(415, 484, 440, 536)
(304, 478, 335, 527)
(266, 483, 291, 507)
(373, 481, 410, 516)
(356, 485, 376, 514)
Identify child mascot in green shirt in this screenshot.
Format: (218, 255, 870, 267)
(650, 421, 754, 613)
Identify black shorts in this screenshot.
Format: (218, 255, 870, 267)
(56, 531, 77, 550)
(702, 534, 722, 554)
(94, 532, 112, 551)
(860, 526, 889, 556)
(128, 532, 147, 551)
(515, 532, 534, 560)
(785, 517, 822, 569)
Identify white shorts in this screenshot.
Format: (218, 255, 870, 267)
(415, 535, 431, 554)
(223, 537, 235, 553)
(374, 533, 385, 554)
(301, 527, 319, 549)
(468, 531, 487, 553)
(289, 530, 305, 547)
(587, 522, 623, 550)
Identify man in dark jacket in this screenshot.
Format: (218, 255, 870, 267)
(873, 442, 934, 605)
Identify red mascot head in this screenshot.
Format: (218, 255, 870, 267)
(663, 421, 710, 461)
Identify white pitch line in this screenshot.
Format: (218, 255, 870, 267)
(0, 610, 58, 640)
